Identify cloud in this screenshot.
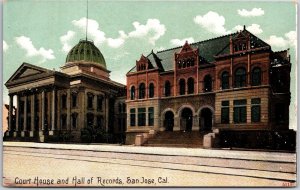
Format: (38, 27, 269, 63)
(237, 8, 264, 17)
(265, 31, 296, 49)
(72, 17, 106, 46)
(128, 19, 166, 45)
(15, 36, 55, 63)
(3, 40, 8, 52)
(60, 30, 76, 53)
(194, 11, 229, 35)
(285, 31, 297, 48)
(232, 24, 263, 34)
(170, 37, 195, 46)
(71, 17, 166, 48)
(107, 31, 127, 48)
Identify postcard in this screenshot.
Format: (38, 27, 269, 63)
(2, 0, 297, 187)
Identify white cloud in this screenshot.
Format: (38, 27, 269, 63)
(232, 24, 263, 35)
(128, 19, 166, 45)
(107, 31, 127, 48)
(247, 24, 263, 34)
(285, 31, 297, 48)
(3, 40, 8, 52)
(237, 8, 264, 17)
(60, 30, 76, 53)
(72, 17, 106, 46)
(194, 11, 229, 35)
(71, 17, 166, 48)
(15, 36, 55, 63)
(265, 31, 296, 49)
(170, 37, 195, 46)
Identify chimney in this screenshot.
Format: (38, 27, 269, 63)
(243, 25, 246, 30)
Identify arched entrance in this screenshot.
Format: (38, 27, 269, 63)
(181, 108, 193, 131)
(164, 111, 174, 131)
(199, 108, 213, 131)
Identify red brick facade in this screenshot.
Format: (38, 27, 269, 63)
(126, 28, 291, 144)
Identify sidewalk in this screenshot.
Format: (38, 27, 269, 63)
(3, 141, 296, 163)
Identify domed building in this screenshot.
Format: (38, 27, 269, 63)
(4, 39, 127, 143)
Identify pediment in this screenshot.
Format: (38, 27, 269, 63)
(179, 41, 194, 53)
(6, 62, 53, 84)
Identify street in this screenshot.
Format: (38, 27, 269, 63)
(3, 142, 297, 187)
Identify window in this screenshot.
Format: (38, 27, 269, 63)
(87, 113, 94, 127)
(165, 81, 171, 97)
(97, 95, 103, 111)
(130, 108, 136, 126)
(139, 83, 145, 99)
(138, 108, 146, 126)
(61, 114, 67, 129)
(221, 101, 229, 124)
(118, 103, 122, 113)
(130, 86, 135, 100)
(179, 79, 185, 95)
(122, 103, 126, 113)
(234, 67, 246, 88)
(148, 107, 154, 126)
(72, 93, 77, 108)
(233, 99, 247, 123)
(221, 71, 229, 89)
(275, 103, 285, 124)
(251, 67, 261, 86)
(251, 98, 261, 122)
(87, 93, 94, 109)
(149, 83, 155, 98)
(96, 116, 103, 129)
(71, 113, 78, 129)
(187, 78, 194, 94)
(204, 75, 212, 92)
(61, 94, 67, 109)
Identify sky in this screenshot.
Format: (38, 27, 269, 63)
(2, 0, 297, 129)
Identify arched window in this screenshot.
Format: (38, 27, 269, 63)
(204, 75, 212, 92)
(179, 79, 185, 95)
(187, 78, 194, 94)
(149, 83, 155, 98)
(165, 81, 171, 97)
(221, 71, 229, 89)
(139, 83, 145, 99)
(130, 86, 135, 100)
(234, 67, 246, 88)
(251, 67, 261, 86)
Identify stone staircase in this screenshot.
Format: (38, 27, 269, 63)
(144, 131, 208, 148)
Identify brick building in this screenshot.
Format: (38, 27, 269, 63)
(4, 39, 126, 142)
(126, 27, 291, 144)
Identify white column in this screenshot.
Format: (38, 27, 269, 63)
(30, 95, 35, 137)
(8, 95, 13, 132)
(67, 89, 71, 130)
(51, 88, 56, 131)
(41, 90, 45, 131)
(24, 96, 28, 130)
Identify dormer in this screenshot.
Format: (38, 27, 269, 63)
(230, 26, 250, 54)
(174, 41, 198, 69)
(136, 54, 150, 72)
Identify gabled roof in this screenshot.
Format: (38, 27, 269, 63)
(5, 62, 68, 88)
(128, 29, 271, 74)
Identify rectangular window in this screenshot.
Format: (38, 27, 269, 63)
(87, 94, 94, 109)
(61, 114, 67, 129)
(96, 116, 103, 129)
(130, 108, 136, 126)
(251, 98, 261, 122)
(72, 94, 77, 108)
(61, 95, 67, 109)
(233, 99, 247, 123)
(97, 95, 103, 111)
(138, 108, 146, 126)
(148, 107, 154, 126)
(221, 101, 229, 124)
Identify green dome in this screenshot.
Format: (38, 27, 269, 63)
(66, 39, 106, 68)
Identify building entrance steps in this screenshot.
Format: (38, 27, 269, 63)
(144, 131, 210, 148)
